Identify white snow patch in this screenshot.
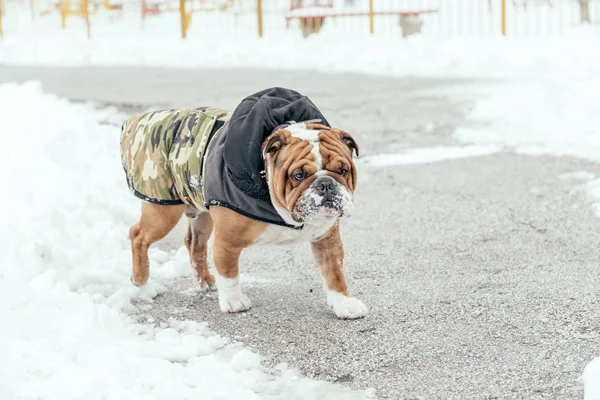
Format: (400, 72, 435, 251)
(0, 81, 374, 400)
(584, 357, 600, 400)
(583, 179, 600, 218)
(559, 171, 596, 182)
(454, 74, 600, 163)
(231, 349, 262, 371)
(357, 145, 502, 168)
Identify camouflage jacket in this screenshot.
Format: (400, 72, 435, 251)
(120, 107, 232, 211)
(120, 106, 301, 229)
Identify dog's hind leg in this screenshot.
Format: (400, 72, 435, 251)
(129, 202, 185, 286)
(184, 206, 216, 291)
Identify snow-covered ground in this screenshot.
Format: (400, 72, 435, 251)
(585, 357, 600, 400)
(0, 81, 375, 400)
(1, 0, 600, 397)
(1, 0, 600, 70)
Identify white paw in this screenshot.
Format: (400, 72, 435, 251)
(327, 291, 368, 319)
(219, 292, 252, 313)
(216, 274, 252, 313)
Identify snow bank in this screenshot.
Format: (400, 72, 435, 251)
(0, 1, 599, 80)
(454, 72, 600, 162)
(0, 81, 374, 400)
(584, 357, 600, 400)
(357, 145, 502, 168)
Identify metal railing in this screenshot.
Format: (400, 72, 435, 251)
(257, 0, 597, 38)
(1, 0, 597, 39)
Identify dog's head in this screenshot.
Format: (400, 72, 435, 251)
(262, 122, 359, 226)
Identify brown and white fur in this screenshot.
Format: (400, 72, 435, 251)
(128, 122, 367, 319)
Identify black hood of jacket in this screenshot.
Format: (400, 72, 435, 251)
(223, 87, 330, 202)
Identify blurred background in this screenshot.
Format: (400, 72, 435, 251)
(1, 0, 599, 40)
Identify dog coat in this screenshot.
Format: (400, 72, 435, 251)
(120, 87, 330, 229)
(120, 107, 232, 211)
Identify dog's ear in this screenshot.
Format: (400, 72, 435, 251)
(262, 133, 284, 159)
(340, 131, 359, 157)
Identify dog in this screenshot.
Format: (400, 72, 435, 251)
(120, 87, 367, 319)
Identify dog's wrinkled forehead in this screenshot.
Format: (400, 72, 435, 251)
(262, 119, 359, 162)
(286, 122, 321, 141)
(271, 119, 323, 136)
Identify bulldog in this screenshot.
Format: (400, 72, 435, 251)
(120, 87, 367, 319)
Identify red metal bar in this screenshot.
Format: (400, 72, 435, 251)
(285, 9, 438, 25)
(286, 9, 438, 19)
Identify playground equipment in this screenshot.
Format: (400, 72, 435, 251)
(102, 0, 122, 10)
(141, 0, 235, 38)
(284, 0, 438, 37)
(142, 0, 176, 21)
(60, 0, 91, 38)
(286, 0, 332, 37)
(179, 0, 235, 38)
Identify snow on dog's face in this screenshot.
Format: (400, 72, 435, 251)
(262, 122, 359, 226)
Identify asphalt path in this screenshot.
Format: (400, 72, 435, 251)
(3, 66, 598, 399)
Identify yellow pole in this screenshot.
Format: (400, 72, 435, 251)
(368, 0, 374, 34)
(30, 0, 34, 20)
(0, 0, 3, 38)
(179, 0, 186, 39)
(61, 0, 67, 29)
(501, 0, 506, 36)
(81, 0, 89, 39)
(256, 0, 263, 38)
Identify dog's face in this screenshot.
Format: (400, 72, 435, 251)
(262, 122, 359, 226)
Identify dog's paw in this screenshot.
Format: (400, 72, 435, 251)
(130, 275, 147, 287)
(197, 279, 217, 294)
(199, 283, 218, 293)
(216, 275, 251, 313)
(327, 291, 368, 319)
(199, 274, 217, 292)
(219, 292, 252, 313)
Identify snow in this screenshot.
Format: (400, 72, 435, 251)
(1, 0, 599, 79)
(584, 357, 600, 400)
(0, 81, 374, 400)
(2, 0, 600, 395)
(559, 171, 596, 181)
(454, 75, 600, 162)
(357, 145, 502, 168)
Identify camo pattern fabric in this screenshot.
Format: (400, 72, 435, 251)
(120, 107, 232, 210)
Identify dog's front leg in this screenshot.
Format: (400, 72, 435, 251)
(213, 217, 252, 312)
(212, 237, 252, 313)
(312, 222, 368, 319)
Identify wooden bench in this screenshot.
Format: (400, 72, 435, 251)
(285, 9, 439, 37)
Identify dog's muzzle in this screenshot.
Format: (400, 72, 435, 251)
(314, 176, 341, 208)
(293, 176, 353, 223)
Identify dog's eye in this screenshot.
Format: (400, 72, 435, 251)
(292, 172, 306, 182)
(340, 168, 349, 177)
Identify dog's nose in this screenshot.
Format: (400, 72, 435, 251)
(316, 181, 334, 193)
(314, 176, 337, 201)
